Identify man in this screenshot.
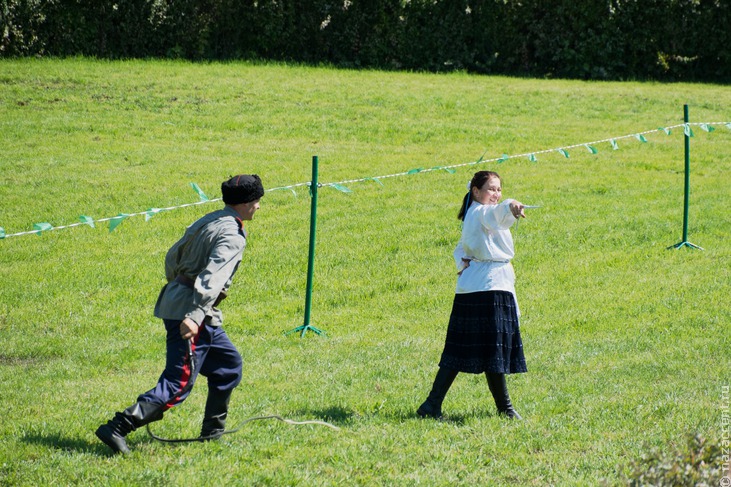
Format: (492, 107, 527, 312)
(95, 174, 264, 454)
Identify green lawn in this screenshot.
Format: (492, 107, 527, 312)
(1, 58, 729, 485)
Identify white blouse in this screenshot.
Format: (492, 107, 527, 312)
(453, 199, 520, 312)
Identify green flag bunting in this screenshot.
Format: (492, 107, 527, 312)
(365, 177, 384, 186)
(79, 215, 95, 228)
(270, 186, 298, 197)
(329, 183, 352, 193)
(145, 208, 162, 221)
(109, 214, 130, 233)
(6, 121, 731, 241)
(190, 183, 209, 202)
(33, 222, 53, 235)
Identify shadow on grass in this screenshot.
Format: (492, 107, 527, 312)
(290, 405, 356, 426)
(380, 406, 508, 425)
(22, 430, 113, 456)
(290, 404, 505, 427)
(23, 427, 199, 457)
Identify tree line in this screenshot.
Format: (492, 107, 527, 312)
(2, 0, 729, 82)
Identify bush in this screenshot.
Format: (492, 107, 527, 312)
(620, 434, 727, 487)
(1, 0, 46, 56)
(1, 0, 729, 82)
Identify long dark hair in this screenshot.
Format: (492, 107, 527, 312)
(457, 170, 501, 221)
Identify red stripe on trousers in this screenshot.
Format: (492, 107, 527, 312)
(164, 338, 195, 410)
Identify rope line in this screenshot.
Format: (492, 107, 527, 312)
(2, 122, 729, 240)
(146, 414, 341, 444)
(320, 122, 728, 187)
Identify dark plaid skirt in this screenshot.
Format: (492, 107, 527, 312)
(438, 290, 527, 374)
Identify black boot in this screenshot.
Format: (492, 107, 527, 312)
(95, 402, 164, 454)
(200, 389, 232, 441)
(485, 373, 522, 420)
(417, 367, 459, 420)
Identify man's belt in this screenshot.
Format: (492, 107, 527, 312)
(174, 275, 228, 307)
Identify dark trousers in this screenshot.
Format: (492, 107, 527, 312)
(137, 319, 243, 411)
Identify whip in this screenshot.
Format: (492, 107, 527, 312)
(147, 415, 340, 443)
(146, 339, 340, 443)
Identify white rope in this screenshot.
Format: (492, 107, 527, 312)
(320, 122, 730, 188)
(146, 413, 341, 444)
(237, 414, 341, 431)
(2, 122, 729, 240)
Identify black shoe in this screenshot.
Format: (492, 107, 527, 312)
(200, 389, 232, 441)
(199, 428, 226, 442)
(96, 402, 164, 454)
(497, 407, 523, 420)
(417, 400, 444, 420)
(95, 422, 130, 454)
(417, 367, 458, 420)
(486, 373, 522, 420)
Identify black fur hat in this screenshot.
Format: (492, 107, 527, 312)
(221, 174, 264, 205)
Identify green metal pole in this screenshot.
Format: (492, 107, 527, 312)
(302, 155, 319, 332)
(682, 104, 690, 242)
(668, 104, 703, 250)
(286, 156, 326, 336)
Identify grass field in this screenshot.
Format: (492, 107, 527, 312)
(1, 58, 730, 485)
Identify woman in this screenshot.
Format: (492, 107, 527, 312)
(417, 170, 527, 420)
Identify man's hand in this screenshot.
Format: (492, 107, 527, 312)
(180, 318, 199, 340)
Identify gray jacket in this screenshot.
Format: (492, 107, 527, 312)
(154, 205, 247, 327)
